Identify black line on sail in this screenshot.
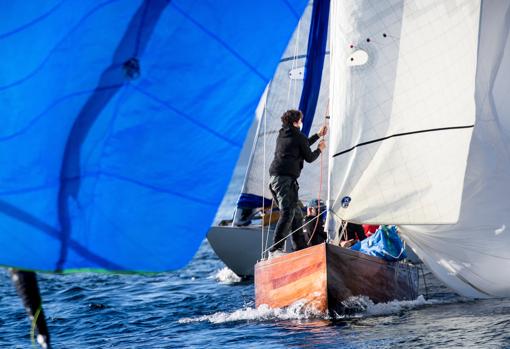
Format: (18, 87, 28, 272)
(56, 0, 170, 272)
(332, 124, 475, 158)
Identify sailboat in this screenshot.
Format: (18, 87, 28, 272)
(207, 0, 421, 278)
(207, 0, 332, 277)
(255, 0, 510, 312)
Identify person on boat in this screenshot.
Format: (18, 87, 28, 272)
(339, 223, 367, 248)
(362, 224, 379, 238)
(303, 198, 328, 246)
(268, 109, 327, 257)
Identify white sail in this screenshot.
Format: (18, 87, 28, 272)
(240, 1, 329, 206)
(328, 0, 510, 298)
(401, 0, 510, 298)
(328, 0, 479, 225)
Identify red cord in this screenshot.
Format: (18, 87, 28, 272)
(307, 103, 328, 246)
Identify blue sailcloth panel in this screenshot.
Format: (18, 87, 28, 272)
(0, 0, 307, 272)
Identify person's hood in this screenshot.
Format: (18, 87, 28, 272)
(279, 125, 300, 137)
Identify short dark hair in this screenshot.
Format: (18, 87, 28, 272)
(281, 109, 303, 126)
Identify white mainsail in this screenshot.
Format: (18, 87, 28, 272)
(240, 1, 329, 206)
(401, 0, 510, 298)
(328, 0, 510, 298)
(328, 0, 478, 225)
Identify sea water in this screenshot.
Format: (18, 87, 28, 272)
(1, 168, 509, 348)
(1, 240, 509, 348)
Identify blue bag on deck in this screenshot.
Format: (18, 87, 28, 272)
(350, 225, 407, 262)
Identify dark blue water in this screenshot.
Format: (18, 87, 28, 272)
(1, 239, 510, 348)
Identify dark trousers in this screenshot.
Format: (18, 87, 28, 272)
(269, 175, 307, 252)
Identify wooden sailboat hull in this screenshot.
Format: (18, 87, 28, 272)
(255, 243, 419, 314)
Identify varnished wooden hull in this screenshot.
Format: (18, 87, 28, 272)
(255, 243, 419, 314)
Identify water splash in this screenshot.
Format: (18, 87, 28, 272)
(337, 295, 437, 318)
(179, 295, 440, 324)
(211, 267, 242, 284)
(178, 300, 328, 324)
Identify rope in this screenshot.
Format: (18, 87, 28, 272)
(263, 199, 275, 259)
(30, 306, 42, 348)
(263, 213, 322, 255)
(261, 17, 303, 259)
(260, 83, 273, 259)
(340, 220, 348, 241)
(307, 101, 329, 246)
(261, 92, 268, 259)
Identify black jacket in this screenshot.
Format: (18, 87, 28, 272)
(303, 215, 327, 246)
(269, 125, 321, 179)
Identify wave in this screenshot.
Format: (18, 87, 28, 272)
(178, 295, 441, 324)
(178, 300, 327, 324)
(335, 295, 439, 318)
(211, 267, 242, 284)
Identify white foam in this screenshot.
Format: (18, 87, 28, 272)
(178, 300, 328, 324)
(338, 295, 439, 318)
(211, 267, 242, 284)
(178, 295, 441, 324)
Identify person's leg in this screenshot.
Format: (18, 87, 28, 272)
(269, 176, 295, 252)
(290, 205, 308, 250)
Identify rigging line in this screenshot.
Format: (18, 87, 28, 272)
(332, 124, 475, 158)
(263, 213, 321, 255)
(308, 101, 329, 246)
(262, 15, 304, 258)
(261, 80, 269, 260)
(307, 149, 323, 246)
(263, 199, 275, 259)
(30, 306, 42, 349)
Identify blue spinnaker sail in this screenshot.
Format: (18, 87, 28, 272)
(0, 0, 307, 272)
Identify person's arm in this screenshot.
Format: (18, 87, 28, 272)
(308, 125, 328, 145)
(300, 135, 321, 163)
(308, 133, 320, 146)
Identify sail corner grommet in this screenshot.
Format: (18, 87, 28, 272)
(123, 57, 141, 80)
